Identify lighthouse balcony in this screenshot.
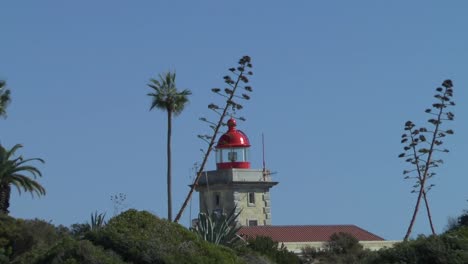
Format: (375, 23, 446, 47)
(195, 169, 276, 187)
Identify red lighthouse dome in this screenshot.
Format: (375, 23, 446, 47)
(216, 118, 251, 169)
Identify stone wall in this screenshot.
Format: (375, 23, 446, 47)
(196, 168, 277, 227)
(234, 190, 272, 226)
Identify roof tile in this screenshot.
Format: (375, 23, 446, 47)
(238, 225, 384, 242)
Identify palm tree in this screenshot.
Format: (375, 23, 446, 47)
(147, 72, 191, 221)
(0, 144, 45, 214)
(0, 80, 11, 118)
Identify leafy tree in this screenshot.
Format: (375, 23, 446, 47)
(302, 232, 368, 264)
(446, 202, 468, 231)
(398, 79, 455, 240)
(0, 80, 10, 119)
(192, 207, 242, 247)
(70, 223, 91, 240)
(0, 214, 69, 263)
(0, 144, 45, 214)
(175, 55, 253, 223)
(246, 236, 301, 264)
(326, 232, 364, 256)
(458, 206, 468, 228)
(147, 72, 191, 221)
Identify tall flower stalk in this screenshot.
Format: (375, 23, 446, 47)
(174, 56, 253, 223)
(399, 80, 455, 240)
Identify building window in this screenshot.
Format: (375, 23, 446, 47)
(248, 192, 255, 205)
(248, 220, 258, 226)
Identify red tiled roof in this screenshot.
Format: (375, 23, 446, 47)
(238, 225, 384, 242)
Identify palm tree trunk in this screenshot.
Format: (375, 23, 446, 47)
(0, 183, 11, 215)
(167, 110, 172, 221)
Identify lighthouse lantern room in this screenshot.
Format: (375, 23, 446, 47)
(215, 118, 251, 169)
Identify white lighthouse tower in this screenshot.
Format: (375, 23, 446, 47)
(195, 118, 278, 226)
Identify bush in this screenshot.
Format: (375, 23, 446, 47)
(89, 209, 244, 264)
(0, 249, 8, 264)
(0, 214, 69, 262)
(26, 238, 128, 264)
(365, 233, 468, 264)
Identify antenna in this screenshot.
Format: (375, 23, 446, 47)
(262, 133, 267, 180)
(262, 133, 278, 180)
(262, 133, 266, 171)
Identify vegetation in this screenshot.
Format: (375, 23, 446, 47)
(70, 211, 107, 240)
(1, 210, 252, 264)
(365, 228, 468, 264)
(6, 213, 466, 264)
(175, 55, 253, 223)
(0, 208, 309, 264)
(24, 238, 129, 264)
(246, 236, 301, 264)
(459, 208, 468, 228)
(148, 72, 191, 221)
(192, 207, 242, 246)
(300, 209, 468, 264)
(0, 144, 45, 214)
(0, 214, 69, 263)
(88, 209, 243, 264)
(0, 80, 10, 118)
(398, 79, 455, 239)
(302, 232, 369, 264)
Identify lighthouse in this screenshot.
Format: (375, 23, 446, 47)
(195, 118, 278, 226)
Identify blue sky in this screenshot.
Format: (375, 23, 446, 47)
(1, 1, 467, 240)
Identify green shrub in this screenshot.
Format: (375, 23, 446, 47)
(28, 238, 127, 264)
(0, 248, 8, 264)
(366, 233, 468, 264)
(0, 214, 69, 262)
(192, 207, 241, 247)
(89, 209, 244, 264)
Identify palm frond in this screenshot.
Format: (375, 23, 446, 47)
(10, 174, 46, 196)
(0, 144, 45, 213)
(147, 72, 192, 115)
(0, 80, 11, 118)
